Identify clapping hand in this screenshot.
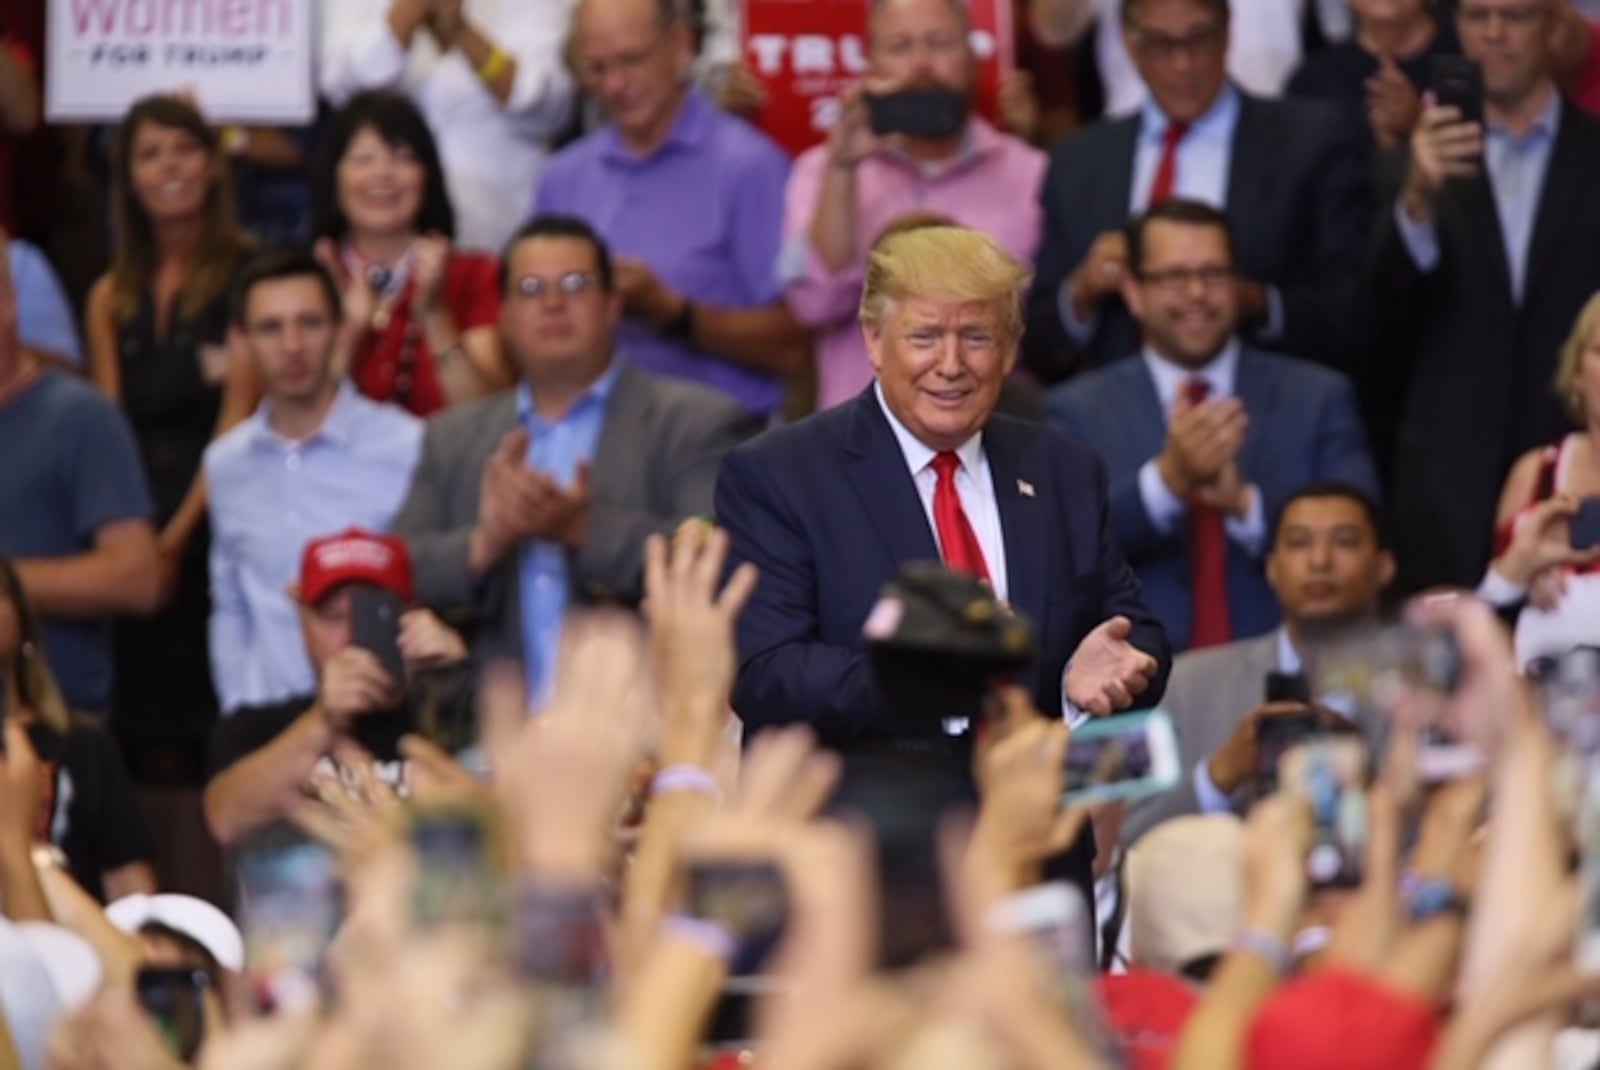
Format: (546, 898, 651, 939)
(1065, 616, 1159, 716)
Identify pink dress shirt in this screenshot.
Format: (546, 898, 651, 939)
(779, 118, 1047, 410)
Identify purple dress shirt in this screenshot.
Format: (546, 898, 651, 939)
(532, 90, 792, 416)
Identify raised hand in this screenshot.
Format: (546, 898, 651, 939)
(1065, 616, 1158, 716)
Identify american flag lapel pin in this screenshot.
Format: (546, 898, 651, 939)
(1017, 479, 1036, 498)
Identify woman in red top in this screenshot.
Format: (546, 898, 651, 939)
(311, 90, 509, 417)
(1487, 291, 1600, 664)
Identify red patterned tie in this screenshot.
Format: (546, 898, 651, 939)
(1148, 120, 1190, 205)
(1182, 378, 1232, 648)
(931, 451, 990, 581)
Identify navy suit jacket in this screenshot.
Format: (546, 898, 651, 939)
(715, 388, 1172, 745)
(1045, 346, 1381, 652)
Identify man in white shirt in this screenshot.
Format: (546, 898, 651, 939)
(320, 0, 575, 252)
(206, 252, 423, 713)
(1118, 482, 1393, 845)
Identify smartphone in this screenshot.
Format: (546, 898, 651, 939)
(686, 859, 789, 975)
(1254, 711, 1323, 796)
(1429, 55, 1485, 128)
(1576, 760, 1600, 973)
(865, 87, 968, 140)
(1572, 498, 1600, 552)
(235, 823, 344, 1015)
(986, 883, 1121, 1064)
(135, 966, 208, 1062)
(1264, 671, 1312, 705)
(1541, 646, 1600, 754)
(1061, 710, 1181, 807)
(1281, 738, 1369, 889)
(349, 585, 406, 687)
(409, 805, 505, 930)
(1306, 621, 1462, 713)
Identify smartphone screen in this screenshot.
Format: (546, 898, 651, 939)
(686, 860, 789, 975)
(1061, 710, 1181, 806)
(1254, 712, 1323, 796)
(1576, 763, 1600, 973)
(1429, 55, 1485, 127)
(865, 88, 968, 139)
(135, 966, 208, 1061)
(1572, 498, 1600, 552)
(349, 585, 406, 687)
(410, 806, 505, 930)
(1264, 671, 1312, 705)
(236, 824, 343, 1015)
(1280, 739, 1368, 889)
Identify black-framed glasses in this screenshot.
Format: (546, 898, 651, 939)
(514, 272, 600, 301)
(1128, 22, 1226, 61)
(1139, 264, 1234, 292)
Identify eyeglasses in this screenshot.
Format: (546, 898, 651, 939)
(1139, 264, 1234, 292)
(577, 35, 668, 83)
(1458, 4, 1547, 30)
(513, 272, 600, 301)
(1128, 22, 1226, 62)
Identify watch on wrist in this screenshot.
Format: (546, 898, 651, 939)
(662, 299, 696, 342)
(1404, 876, 1470, 923)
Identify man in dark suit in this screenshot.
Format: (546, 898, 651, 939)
(1023, 0, 1373, 381)
(392, 216, 752, 695)
(716, 224, 1171, 899)
(1048, 200, 1380, 653)
(1372, 0, 1600, 593)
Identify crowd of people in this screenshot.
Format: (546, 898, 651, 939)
(5, 0, 1600, 1066)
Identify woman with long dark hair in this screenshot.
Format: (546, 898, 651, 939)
(311, 90, 509, 417)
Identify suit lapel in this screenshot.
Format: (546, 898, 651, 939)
(591, 363, 651, 496)
(1103, 117, 1140, 226)
(1119, 360, 1168, 475)
(985, 421, 1048, 655)
(1224, 96, 1278, 264)
(1452, 172, 1513, 302)
(1524, 108, 1598, 306)
(1233, 349, 1273, 479)
(842, 390, 941, 565)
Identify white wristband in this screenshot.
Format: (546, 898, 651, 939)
(1476, 565, 1528, 608)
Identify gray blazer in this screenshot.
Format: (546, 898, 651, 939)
(1122, 631, 1280, 847)
(391, 362, 754, 660)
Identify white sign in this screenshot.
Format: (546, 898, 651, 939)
(47, 0, 314, 124)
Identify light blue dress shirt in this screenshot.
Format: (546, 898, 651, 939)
(1394, 91, 1560, 304)
(10, 240, 81, 364)
(517, 363, 622, 706)
(204, 383, 423, 712)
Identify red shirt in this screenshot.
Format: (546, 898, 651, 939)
(349, 250, 501, 417)
(1574, 21, 1600, 117)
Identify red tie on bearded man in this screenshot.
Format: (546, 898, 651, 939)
(1182, 378, 1232, 648)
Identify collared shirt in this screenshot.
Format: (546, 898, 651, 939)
(10, 239, 80, 364)
(319, 0, 575, 253)
(1134, 340, 1267, 554)
(205, 383, 423, 712)
(874, 382, 1009, 602)
(532, 90, 791, 417)
(1394, 90, 1561, 304)
(1058, 87, 1284, 344)
(517, 362, 622, 706)
(783, 119, 1047, 410)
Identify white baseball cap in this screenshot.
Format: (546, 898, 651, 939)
(105, 893, 244, 973)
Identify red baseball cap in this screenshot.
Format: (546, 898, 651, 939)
(1098, 970, 1198, 1070)
(298, 528, 413, 606)
(1245, 968, 1440, 1070)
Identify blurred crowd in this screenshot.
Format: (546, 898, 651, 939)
(5, 0, 1600, 1066)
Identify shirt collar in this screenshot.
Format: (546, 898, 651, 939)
(600, 88, 711, 164)
(250, 381, 361, 450)
(1487, 88, 1561, 144)
(1140, 82, 1241, 145)
(873, 380, 984, 477)
(517, 358, 624, 426)
(1140, 337, 1241, 411)
(1276, 627, 1301, 674)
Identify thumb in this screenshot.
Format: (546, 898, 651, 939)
(1100, 615, 1132, 641)
(498, 427, 530, 461)
(313, 238, 348, 284)
(572, 461, 590, 494)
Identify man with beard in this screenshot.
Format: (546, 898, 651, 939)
(1047, 200, 1379, 654)
(781, 0, 1048, 410)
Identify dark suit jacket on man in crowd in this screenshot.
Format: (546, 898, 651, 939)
(1045, 347, 1381, 651)
(1024, 92, 1373, 379)
(392, 363, 753, 660)
(1370, 99, 1600, 593)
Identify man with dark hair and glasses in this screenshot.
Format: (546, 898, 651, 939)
(1375, 0, 1600, 594)
(1046, 199, 1379, 655)
(392, 215, 752, 699)
(1023, 0, 1374, 380)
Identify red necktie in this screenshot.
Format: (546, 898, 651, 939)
(1182, 378, 1232, 648)
(931, 451, 990, 582)
(1148, 120, 1190, 205)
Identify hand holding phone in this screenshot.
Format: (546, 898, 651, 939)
(1280, 738, 1369, 889)
(686, 859, 789, 974)
(1060, 710, 1181, 807)
(1428, 56, 1485, 128)
(350, 586, 406, 686)
(236, 824, 343, 1016)
(865, 87, 969, 140)
(1570, 498, 1600, 552)
(409, 804, 506, 930)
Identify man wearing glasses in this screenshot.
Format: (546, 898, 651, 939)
(392, 216, 752, 699)
(530, 0, 807, 422)
(1377, 0, 1600, 594)
(1046, 200, 1379, 653)
(1024, 0, 1374, 380)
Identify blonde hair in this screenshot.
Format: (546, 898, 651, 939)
(859, 225, 1030, 340)
(1555, 290, 1600, 423)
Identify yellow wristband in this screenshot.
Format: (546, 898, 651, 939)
(478, 47, 510, 83)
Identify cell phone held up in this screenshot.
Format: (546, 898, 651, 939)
(1281, 738, 1369, 889)
(349, 585, 406, 688)
(1571, 497, 1600, 552)
(1429, 56, 1485, 129)
(865, 87, 968, 141)
(136, 966, 209, 1062)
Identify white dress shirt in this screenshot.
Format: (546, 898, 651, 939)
(320, 0, 576, 254)
(1135, 340, 1267, 555)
